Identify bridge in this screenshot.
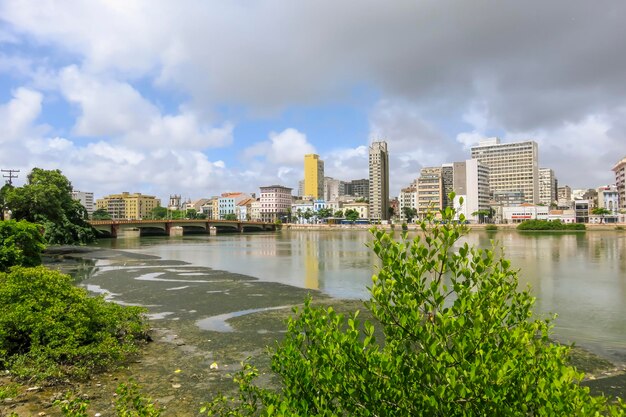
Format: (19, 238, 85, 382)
(89, 219, 277, 238)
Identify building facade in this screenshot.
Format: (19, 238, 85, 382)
(557, 185, 572, 208)
(324, 177, 346, 202)
(96, 192, 161, 220)
(471, 137, 539, 204)
(417, 167, 443, 216)
(398, 185, 418, 222)
(345, 179, 370, 199)
(259, 185, 293, 222)
(613, 156, 626, 209)
(368, 141, 389, 221)
(304, 154, 324, 199)
(72, 190, 95, 216)
(452, 159, 490, 223)
(538, 168, 557, 206)
(597, 185, 619, 214)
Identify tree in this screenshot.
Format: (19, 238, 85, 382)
(344, 208, 359, 222)
(317, 207, 333, 220)
(203, 201, 624, 416)
(186, 209, 199, 219)
(91, 208, 112, 220)
(150, 206, 169, 219)
(471, 209, 492, 224)
(592, 207, 611, 216)
(0, 220, 46, 272)
(334, 210, 344, 218)
(224, 213, 237, 221)
(3, 168, 95, 244)
(387, 205, 395, 219)
(401, 206, 417, 223)
(303, 209, 313, 223)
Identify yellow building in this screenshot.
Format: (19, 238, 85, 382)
(96, 192, 161, 220)
(304, 154, 324, 199)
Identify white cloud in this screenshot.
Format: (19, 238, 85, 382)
(243, 128, 316, 165)
(57, 65, 233, 149)
(0, 87, 45, 142)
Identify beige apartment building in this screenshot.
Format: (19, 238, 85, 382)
(538, 168, 558, 206)
(96, 192, 161, 220)
(368, 141, 390, 221)
(613, 156, 626, 209)
(417, 167, 443, 216)
(471, 138, 539, 204)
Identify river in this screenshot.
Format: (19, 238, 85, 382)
(88, 229, 626, 366)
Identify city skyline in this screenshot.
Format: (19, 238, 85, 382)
(1, 2, 625, 203)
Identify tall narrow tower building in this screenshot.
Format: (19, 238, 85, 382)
(304, 154, 324, 199)
(369, 141, 390, 221)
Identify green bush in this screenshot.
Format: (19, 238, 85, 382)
(0, 267, 148, 382)
(517, 219, 586, 231)
(0, 220, 46, 272)
(203, 205, 624, 416)
(485, 224, 498, 231)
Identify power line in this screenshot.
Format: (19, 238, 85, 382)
(1, 169, 19, 185)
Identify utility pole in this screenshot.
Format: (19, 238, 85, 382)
(1, 169, 19, 185)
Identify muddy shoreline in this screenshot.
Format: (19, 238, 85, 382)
(1, 246, 624, 416)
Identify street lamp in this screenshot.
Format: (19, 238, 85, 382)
(2, 206, 11, 221)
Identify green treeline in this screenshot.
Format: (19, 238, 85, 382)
(517, 219, 586, 231)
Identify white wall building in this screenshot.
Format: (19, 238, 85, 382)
(398, 185, 418, 222)
(72, 190, 95, 216)
(259, 185, 292, 222)
(471, 137, 539, 204)
(502, 204, 550, 223)
(539, 168, 557, 206)
(452, 159, 490, 223)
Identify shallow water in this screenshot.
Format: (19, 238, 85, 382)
(88, 229, 626, 365)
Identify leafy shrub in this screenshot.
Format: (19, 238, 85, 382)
(616, 226, 624, 231)
(0, 220, 46, 272)
(517, 219, 586, 231)
(484, 224, 498, 231)
(202, 206, 624, 416)
(0, 267, 148, 382)
(115, 380, 161, 417)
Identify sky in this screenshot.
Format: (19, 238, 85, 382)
(1, 1, 625, 203)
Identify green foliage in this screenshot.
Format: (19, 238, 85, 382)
(91, 208, 112, 220)
(401, 206, 417, 223)
(316, 208, 333, 219)
(616, 226, 624, 231)
(591, 207, 611, 216)
(55, 392, 90, 417)
(485, 224, 498, 232)
(0, 267, 148, 382)
(115, 380, 161, 416)
(202, 205, 624, 416)
(344, 209, 359, 222)
(149, 206, 169, 219)
(224, 213, 238, 221)
(517, 219, 586, 231)
(334, 210, 344, 218)
(3, 168, 96, 244)
(0, 382, 19, 400)
(0, 220, 46, 272)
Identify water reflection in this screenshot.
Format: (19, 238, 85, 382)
(93, 230, 626, 364)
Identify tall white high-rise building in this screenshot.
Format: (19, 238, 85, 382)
(613, 156, 626, 209)
(470, 137, 539, 204)
(452, 160, 490, 223)
(368, 141, 389, 221)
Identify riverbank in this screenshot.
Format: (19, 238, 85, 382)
(2, 246, 624, 416)
(284, 222, 625, 231)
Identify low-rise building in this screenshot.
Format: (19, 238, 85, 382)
(597, 185, 619, 214)
(502, 204, 549, 223)
(342, 201, 369, 220)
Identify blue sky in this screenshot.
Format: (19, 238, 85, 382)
(1, 1, 625, 203)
